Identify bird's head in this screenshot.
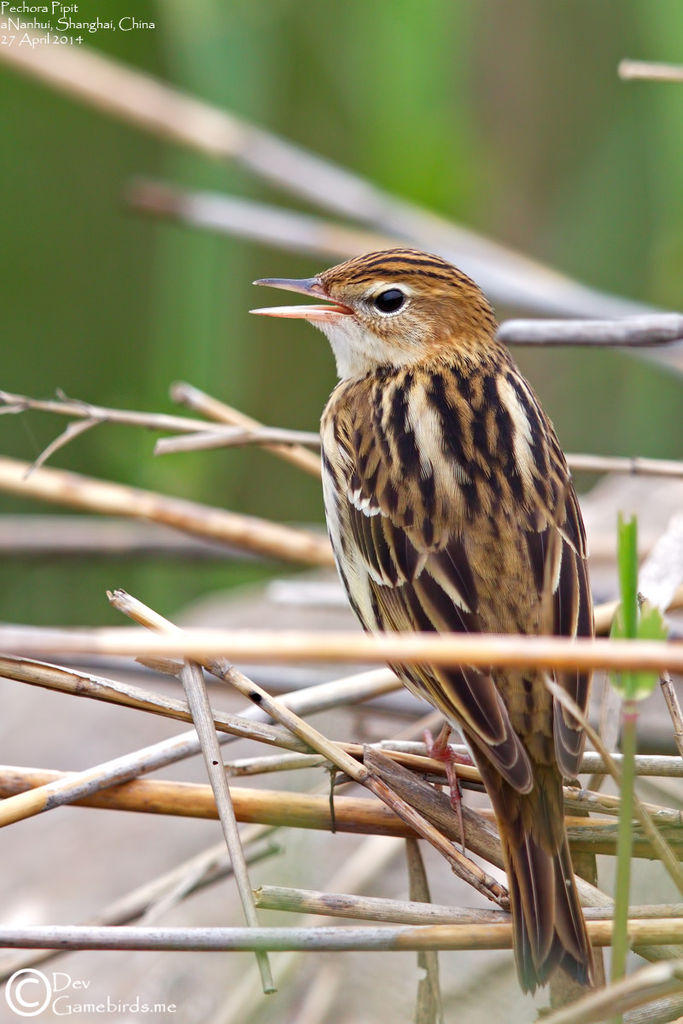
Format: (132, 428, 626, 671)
(251, 248, 499, 380)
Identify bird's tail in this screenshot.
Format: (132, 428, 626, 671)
(476, 759, 595, 993)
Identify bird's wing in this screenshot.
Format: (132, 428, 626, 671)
(531, 483, 593, 780)
(327, 393, 535, 794)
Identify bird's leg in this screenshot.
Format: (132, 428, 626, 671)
(423, 723, 472, 853)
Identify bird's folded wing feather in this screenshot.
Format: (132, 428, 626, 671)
(537, 484, 593, 779)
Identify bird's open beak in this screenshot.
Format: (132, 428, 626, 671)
(250, 276, 353, 322)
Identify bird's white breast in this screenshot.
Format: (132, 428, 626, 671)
(320, 413, 380, 632)
(314, 318, 415, 381)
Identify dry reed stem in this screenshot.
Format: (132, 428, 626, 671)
(355, 744, 479, 784)
(0, 728, 223, 828)
(0, 621, 680, 672)
(363, 748, 504, 869)
(256, 886, 510, 925)
(564, 787, 683, 825)
(579, 753, 683, 778)
(225, 752, 328, 776)
(406, 836, 443, 1024)
(0, 455, 332, 565)
(0, 515, 254, 558)
(1, 920, 683, 951)
(110, 589, 507, 906)
(0, 767, 404, 831)
(224, 744, 471, 780)
(497, 315, 683, 348)
(255, 886, 683, 926)
(128, 178, 395, 267)
(256, 881, 678, 1008)
(2, 767, 680, 861)
(567, 453, 683, 479)
(155, 425, 321, 457)
(0, 389, 213, 434)
(376, 741, 683, 780)
(170, 382, 322, 477)
(0, 654, 305, 750)
(176, 658, 274, 991)
(0, 652, 411, 762)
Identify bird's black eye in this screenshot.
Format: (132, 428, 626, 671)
(373, 288, 405, 314)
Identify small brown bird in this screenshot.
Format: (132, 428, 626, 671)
(252, 248, 595, 993)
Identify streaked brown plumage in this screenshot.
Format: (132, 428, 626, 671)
(252, 247, 595, 993)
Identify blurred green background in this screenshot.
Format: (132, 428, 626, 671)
(2, 0, 682, 625)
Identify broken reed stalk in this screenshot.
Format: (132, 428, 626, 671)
(109, 589, 508, 907)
